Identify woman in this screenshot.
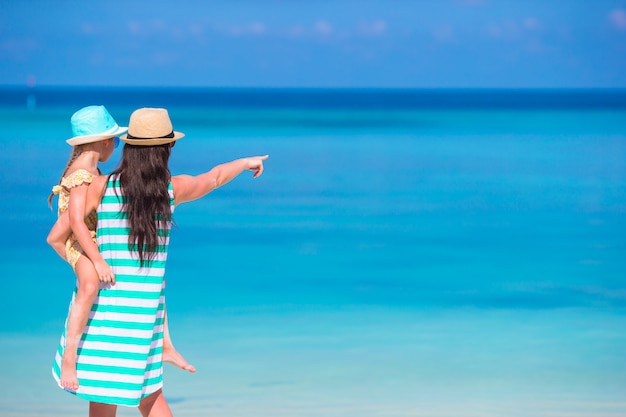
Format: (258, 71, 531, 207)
(53, 107, 268, 416)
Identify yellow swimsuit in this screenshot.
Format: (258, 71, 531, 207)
(52, 169, 98, 268)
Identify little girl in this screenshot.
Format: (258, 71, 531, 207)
(47, 106, 194, 392)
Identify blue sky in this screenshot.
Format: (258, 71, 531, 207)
(1, 0, 626, 88)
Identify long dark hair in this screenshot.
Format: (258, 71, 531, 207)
(110, 143, 173, 265)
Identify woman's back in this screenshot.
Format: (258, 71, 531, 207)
(97, 174, 174, 274)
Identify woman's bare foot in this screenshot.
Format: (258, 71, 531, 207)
(162, 347, 196, 373)
(60, 354, 79, 391)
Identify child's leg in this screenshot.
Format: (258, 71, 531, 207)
(61, 255, 100, 391)
(162, 306, 195, 373)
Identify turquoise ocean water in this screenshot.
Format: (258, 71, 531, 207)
(1, 88, 625, 416)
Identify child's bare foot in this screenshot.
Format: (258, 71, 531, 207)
(60, 354, 79, 391)
(162, 347, 196, 373)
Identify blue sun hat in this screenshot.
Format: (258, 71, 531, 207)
(66, 105, 128, 146)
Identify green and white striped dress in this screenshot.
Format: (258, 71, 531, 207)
(52, 175, 174, 407)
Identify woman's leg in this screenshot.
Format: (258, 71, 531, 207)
(89, 402, 117, 417)
(60, 255, 100, 390)
(138, 389, 172, 417)
(161, 306, 196, 373)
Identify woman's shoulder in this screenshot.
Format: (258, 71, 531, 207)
(170, 175, 191, 205)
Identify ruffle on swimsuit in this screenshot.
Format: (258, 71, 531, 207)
(52, 169, 98, 268)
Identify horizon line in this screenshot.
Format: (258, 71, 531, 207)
(2, 85, 626, 92)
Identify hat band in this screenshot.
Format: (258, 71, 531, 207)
(126, 131, 175, 140)
(101, 123, 122, 135)
(74, 122, 121, 138)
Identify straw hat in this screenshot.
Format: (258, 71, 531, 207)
(120, 108, 185, 146)
(67, 105, 128, 146)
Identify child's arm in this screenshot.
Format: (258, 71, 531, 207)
(172, 155, 268, 206)
(47, 210, 72, 260)
(69, 182, 116, 284)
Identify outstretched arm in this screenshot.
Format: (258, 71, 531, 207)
(47, 210, 72, 260)
(172, 155, 268, 206)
